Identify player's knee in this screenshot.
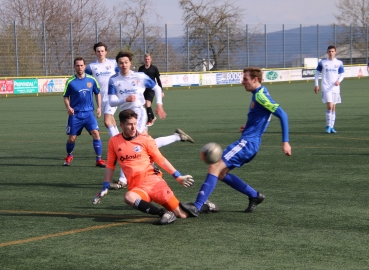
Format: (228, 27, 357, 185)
(124, 191, 139, 206)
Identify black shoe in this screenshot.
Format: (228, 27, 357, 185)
(245, 193, 265, 213)
(180, 202, 199, 217)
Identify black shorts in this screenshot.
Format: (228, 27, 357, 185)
(144, 88, 155, 102)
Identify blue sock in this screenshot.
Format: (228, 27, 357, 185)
(222, 173, 258, 198)
(194, 174, 218, 210)
(93, 139, 103, 161)
(66, 141, 75, 155)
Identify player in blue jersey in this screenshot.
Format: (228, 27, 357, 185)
(86, 42, 127, 188)
(181, 67, 292, 217)
(108, 51, 194, 148)
(62, 57, 106, 167)
(314, 45, 345, 133)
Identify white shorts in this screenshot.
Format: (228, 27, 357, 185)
(130, 106, 148, 133)
(102, 101, 117, 115)
(322, 91, 341, 104)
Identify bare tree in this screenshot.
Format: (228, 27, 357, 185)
(334, 0, 369, 57)
(179, 0, 247, 71)
(0, 0, 113, 75)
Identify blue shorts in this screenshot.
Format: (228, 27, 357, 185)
(222, 139, 260, 170)
(65, 111, 99, 136)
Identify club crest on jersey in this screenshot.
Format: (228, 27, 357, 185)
(106, 66, 111, 70)
(250, 101, 255, 109)
(87, 82, 92, 88)
(131, 80, 139, 86)
(134, 146, 142, 153)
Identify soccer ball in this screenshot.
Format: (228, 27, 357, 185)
(200, 142, 223, 164)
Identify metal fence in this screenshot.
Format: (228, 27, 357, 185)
(1, 22, 368, 77)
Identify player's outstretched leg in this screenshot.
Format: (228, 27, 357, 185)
(222, 173, 265, 212)
(175, 129, 194, 143)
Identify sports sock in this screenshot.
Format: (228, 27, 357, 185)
(66, 141, 75, 154)
(146, 107, 154, 122)
(331, 112, 336, 128)
(107, 125, 119, 137)
(194, 174, 218, 211)
(155, 135, 180, 148)
(114, 126, 120, 134)
(326, 110, 332, 127)
(93, 139, 103, 161)
(119, 169, 127, 184)
(133, 199, 165, 216)
(222, 173, 258, 198)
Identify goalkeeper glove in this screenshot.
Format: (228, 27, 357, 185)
(175, 175, 194, 188)
(92, 182, 110, 205)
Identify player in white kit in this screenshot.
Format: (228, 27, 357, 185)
(108, 51, 194, 149)
(86, 42, 128, 188)
(314, 45, 345, 133)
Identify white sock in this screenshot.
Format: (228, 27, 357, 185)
(108, 125, 119, 137)
(115, 126, 120, 134)
(331, 112, 336, 128)
(325, 110, 332, 127)
(119, 169, 127, 184)
(155, 134, 180, 148)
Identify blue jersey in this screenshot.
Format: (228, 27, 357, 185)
(63, 74, 100, 112)
(242, 86, 281, 143)
(222, 85, 288, 168)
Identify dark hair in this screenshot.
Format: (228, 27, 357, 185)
(327, 45, 336, 51)
(116, 51, 133, 63)
(119, 109, 137, 123)
(74, 57, 85, 65)
(243, 67, 263, 83)
(93, 42, 107, 52)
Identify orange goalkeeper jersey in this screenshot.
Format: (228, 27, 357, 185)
(106, 132, 167, 190)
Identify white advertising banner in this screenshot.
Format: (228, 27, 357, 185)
(38, 78, 67, 93)
(200, 73, 217, 85)
(172, 74, 200, 86)
(160, 75, 173, 88)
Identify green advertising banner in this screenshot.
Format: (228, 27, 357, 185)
(13, 79, 38, 94)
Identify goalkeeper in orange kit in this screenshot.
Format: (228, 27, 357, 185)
(93, 109, 218, 225)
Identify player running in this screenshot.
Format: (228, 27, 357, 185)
(85, 42, 128, 187)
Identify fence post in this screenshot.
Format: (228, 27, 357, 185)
(246, 24, 249, 67)
(120, 23, 122, 50)
(70, 22, 73, 74)
(165, 24, 168, 72)
(207, 26, 209, 71)
(14, 21, 19, 77)
(317, 24, 319, 60)
(300, 24, 302, 67)
(283, 24, 285, 68)
(264, 24, 267, 68)
(143, 23, 146, 53)
(187, 24, 189, 72)
(95, 22, 98, 43)
(227, 25, 230, 70)
(43, 21, 47, 76)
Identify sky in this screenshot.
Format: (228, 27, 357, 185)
(105, 0, 339, 25)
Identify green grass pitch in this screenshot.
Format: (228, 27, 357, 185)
(1, 78, 369, 269)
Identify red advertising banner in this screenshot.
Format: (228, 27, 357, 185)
(0, 80, 14, 94)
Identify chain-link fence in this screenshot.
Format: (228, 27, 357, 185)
(1, 22, 368, 77)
